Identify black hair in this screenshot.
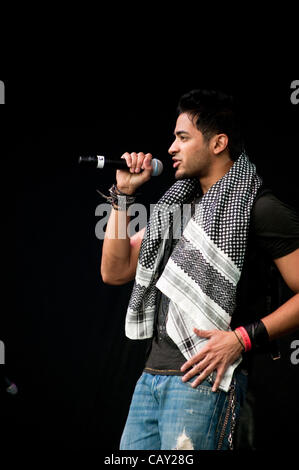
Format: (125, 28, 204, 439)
(177, 89, 244, 161)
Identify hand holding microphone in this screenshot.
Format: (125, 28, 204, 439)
(78, 152, 163, 195)
(117, 152, 156, 195)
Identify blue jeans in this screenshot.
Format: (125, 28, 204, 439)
(120, 370, 248, 450)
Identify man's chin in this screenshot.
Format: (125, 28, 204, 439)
(175, 169, 189, 180)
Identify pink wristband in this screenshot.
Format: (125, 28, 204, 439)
(235, 326, 252, 352)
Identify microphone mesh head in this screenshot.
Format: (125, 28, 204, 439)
(152, 159, 163, 176)
(6, 383, 18, 395)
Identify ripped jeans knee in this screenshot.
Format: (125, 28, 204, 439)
(173, 428, 194, 450)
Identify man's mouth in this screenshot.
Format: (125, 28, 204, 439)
(172, 159, 182, 169)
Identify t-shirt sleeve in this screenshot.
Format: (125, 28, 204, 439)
(251, 192, 299, 259)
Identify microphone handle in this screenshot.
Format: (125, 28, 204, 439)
(78, 155, 142, 170)
(103, 159, 128, 169)
(78, 155, 163, 176)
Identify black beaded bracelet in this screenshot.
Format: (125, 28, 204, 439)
(96, 184, 137, 211)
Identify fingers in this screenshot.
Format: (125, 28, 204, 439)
(182, 358, 222, 391)
(142, 153, 153, 171)
(180, 328, 224, 391)
(181, 356, 210, 382)
(188, 364, 217, 389)
(130, 152, 141, 173)
(180, 330, 213, 373)
(183, 366, 224, 392)
(120, 152, 132, 168)
(212, 367, 225, 392)
(121, 152, 152, 174)
(180, 329, 232, 392)
(194, 328, 213, 338)
(180, 349, 206, 372)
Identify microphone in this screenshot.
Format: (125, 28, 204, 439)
(0, 375, 18, 395)
(4, 377, 18, 395)
(78, 155, 163, 176)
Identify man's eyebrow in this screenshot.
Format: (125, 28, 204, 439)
(174, 130, 191, 136)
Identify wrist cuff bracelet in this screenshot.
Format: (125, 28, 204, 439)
(243, 320, 270, 350)
(236, 320, 270, 352)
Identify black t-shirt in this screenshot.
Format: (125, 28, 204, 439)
(144, 190, 299, 375)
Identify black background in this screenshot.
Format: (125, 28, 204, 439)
(0, 55, 298, 464)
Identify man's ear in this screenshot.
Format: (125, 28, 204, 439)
(211, 134, 229, 155)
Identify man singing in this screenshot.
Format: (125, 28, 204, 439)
(100, 89, 299, 450)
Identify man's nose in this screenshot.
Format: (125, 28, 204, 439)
(168, 139, 179, 156)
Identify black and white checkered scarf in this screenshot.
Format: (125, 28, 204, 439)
(125, 152, 263, 390)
